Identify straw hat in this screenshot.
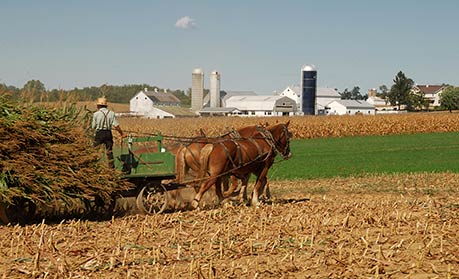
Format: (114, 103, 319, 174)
(96, 97, 108, 106)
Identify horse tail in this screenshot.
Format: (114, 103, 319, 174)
(175, 146, 186, 183)
(198, 144, 214, 180)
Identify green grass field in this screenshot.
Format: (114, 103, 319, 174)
(269, 132, 459, 180)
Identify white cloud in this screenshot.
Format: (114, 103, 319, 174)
(175, 16, 197, 29)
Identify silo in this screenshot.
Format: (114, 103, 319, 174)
(210, 71, 221, 108)
(300, 64, 317, 115)
(191, 68, 204, 113)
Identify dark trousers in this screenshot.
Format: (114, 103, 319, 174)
(94, 130, 114, 168)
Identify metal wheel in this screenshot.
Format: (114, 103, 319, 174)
(0, 203, 9, 224)
(136, 183, 168, 214)
(0, 199, 37, 225)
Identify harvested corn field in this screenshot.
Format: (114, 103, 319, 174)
(0, 173, 458, 278)
(2, 99, 459, 277)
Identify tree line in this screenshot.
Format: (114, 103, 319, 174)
(338, 71, 459, 112)
(0, 81, 191, 106)
(2, 71, 459, 111)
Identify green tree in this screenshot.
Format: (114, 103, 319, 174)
(378, 85, 389, 99)
(22, 80, 46, 102)
(387, 71, 414, 110)
(440, 86, 459, 112)
(406, 92, 429, 111)
(339, 86, 366, 100)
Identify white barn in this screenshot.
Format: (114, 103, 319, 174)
(316, 87, 341, 114)
(326, 100, 375, 115)
(225, 95, 297, 116)
(128, 89, 194, 119)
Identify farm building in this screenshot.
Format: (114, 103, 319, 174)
(411, 85, 446, 108)
(366, 88, 399, 113)
(128, 89, 195, 119)
(279, 86, 341, 115)
(221, 91, 258, 107)
(326, 100, 375, 115)
(316, 87, 342, 114)
(224, 95, 297, 116)
(199, 107, 242, 116)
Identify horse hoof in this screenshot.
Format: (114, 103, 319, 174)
(191, 199, 199, 209)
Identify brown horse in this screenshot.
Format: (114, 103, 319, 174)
(193, 121, 292, 208)
(174, 124, 271, 201)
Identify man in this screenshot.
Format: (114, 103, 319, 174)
(91, 97, 124, 168)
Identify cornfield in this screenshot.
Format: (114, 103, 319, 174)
(118, 113, 459, 141)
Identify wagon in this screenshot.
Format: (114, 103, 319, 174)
(113, 133, 181, 215)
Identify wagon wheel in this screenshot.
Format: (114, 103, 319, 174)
(0, 199, 37, 225)
(0, 203, 9, 224)
(136, 184, 168, 214)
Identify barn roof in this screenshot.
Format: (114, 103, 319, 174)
(145, 91, 181, 104)
(225, 95, 296, 111)
(153, 105, 197, 117)
(329, 100, 375, 109)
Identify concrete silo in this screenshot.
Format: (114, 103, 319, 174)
(191, 68, 204, 113)
(300, 64, 317, 115)
(209, 71, 221, 108)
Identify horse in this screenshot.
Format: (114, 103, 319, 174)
(174, 124, 270, 202)
(193, 121, 292, 208)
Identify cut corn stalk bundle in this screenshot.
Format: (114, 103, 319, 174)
(0, 94, 132, 223)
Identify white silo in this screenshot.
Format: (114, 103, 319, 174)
(210, 71, 221, 108)
(191, 68, 204, 113)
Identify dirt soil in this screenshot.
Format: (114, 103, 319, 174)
(1, 173, 459, 278)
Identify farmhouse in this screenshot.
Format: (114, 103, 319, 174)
(411, 85, 446, 108)
(326, 100, 375, 115)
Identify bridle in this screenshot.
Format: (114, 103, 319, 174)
(257, 124, 291, 160)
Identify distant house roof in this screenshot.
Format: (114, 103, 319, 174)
(413, 85, 445, 95)
(145, 91, 181, 104)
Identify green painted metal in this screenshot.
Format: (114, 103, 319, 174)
(113, 134, 176, 179)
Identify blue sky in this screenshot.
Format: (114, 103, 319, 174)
(1, 0, 458, 95)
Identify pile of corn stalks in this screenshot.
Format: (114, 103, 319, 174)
(0, 93, 132, 222)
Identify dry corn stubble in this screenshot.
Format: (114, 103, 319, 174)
(1, 173, 458, 278)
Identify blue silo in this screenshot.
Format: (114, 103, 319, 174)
(301, 64, 317, 115)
